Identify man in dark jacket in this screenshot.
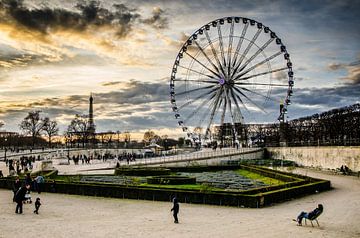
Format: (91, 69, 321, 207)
(170, 197, 179, 223)
(15, 184, 30, 214)
(12, 177, 21, 202)
(295, 204, 323, 225)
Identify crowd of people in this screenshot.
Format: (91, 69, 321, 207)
(5, 155, 44, 176)
(67, 152, 139, 165)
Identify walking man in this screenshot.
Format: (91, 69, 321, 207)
(170, 197, 180, 223)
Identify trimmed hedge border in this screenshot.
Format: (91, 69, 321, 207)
(114, 167, 171, 176)
(0, 165, 331, 208)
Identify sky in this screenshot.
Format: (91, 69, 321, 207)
(0, 0, 359, 138)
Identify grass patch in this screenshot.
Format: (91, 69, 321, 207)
(140, 183, 203, 190)
(139, 183, 224, 192)
(236, 169, 285, 186)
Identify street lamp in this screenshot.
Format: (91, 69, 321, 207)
(4, 138, 7, 162)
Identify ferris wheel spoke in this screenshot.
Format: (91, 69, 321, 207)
(185, 51, 222, 79)
(230, 87, 252, 114)
(183, 95, 214, 124)
(232, 86, 267, 113)
(235, 67, 288, 81)
(237, 51, 283, 78)
(178, 87, 219, 110)
(229, 88, 244, 123)
(195, 91, 221, 136)
(220, 95, 227, 126)
(231, 23, 249, 68)
(204, 30, 227, 77)
(204, 89, 223, 139)
(217, 24, 226, 67)
(235, 85, 276, 103)
(225, 90, 239, 140)
(227, 20, 235, 76)
(236, 37, 274, 75)
(234, 82, 288, 87)
(177, 64, 217, 80)
(175, 78, 218, 84)
(231, 28, 262, 79)
(176, 84, 216, 96)
(193, 40, 222, 77)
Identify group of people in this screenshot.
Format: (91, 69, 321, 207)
(13, 178, 42, 215)
(68, 154, 92, 165)
(66, 152, 139, 165)
(339, 165, 351, 175)
(5, 155, 43, 176)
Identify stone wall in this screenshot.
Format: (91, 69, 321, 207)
(267, 147, 360, 172)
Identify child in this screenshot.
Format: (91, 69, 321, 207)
(34, 197, 41, 214)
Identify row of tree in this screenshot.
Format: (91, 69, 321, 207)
(4, 103, 358, 148)
(1, 111, 189, 149)
(19, 111, 59, 147)
(249, 103, 360, 147)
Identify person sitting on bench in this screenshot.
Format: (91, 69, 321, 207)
(295, 204, 323, 226)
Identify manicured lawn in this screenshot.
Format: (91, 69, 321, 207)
(236, 169, 285, 185)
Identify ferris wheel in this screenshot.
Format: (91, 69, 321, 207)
(169, 17, 294, 144)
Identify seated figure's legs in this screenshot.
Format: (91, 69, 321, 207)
(297, 212, 308, 225)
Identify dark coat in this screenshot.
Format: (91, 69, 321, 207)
(14, 186, 27, 203)
(171, 198, 179, 214)
(13, 180, 21, 192)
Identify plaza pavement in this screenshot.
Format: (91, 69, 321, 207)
(0, 162, 359, 238)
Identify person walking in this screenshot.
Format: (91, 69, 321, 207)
(170, 197, 180, 223)
(15, 184, 30, 214)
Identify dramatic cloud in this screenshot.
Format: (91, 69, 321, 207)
(0, 78, 174, 132)
(0, 0, 170, 68)
(142, 7, 168, 29)
(95, 79, 169, 105)
(0, 0, 139, 38)
(328, 56, 360, 84)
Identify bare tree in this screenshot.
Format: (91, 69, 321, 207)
(19, 111, 44, 146)
(122, 131, 131, 148)
(42, 117, 59, 148)
(66, 114, 89, 148)
(143, 130, 160, 145)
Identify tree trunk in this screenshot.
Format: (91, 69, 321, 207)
(48, 135, 52, 148)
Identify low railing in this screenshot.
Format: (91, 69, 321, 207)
(116, 147, 263, 167)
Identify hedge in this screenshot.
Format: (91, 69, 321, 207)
(0, 165, 331, 208)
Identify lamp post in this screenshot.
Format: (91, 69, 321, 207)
(4, 138, 7, 162)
